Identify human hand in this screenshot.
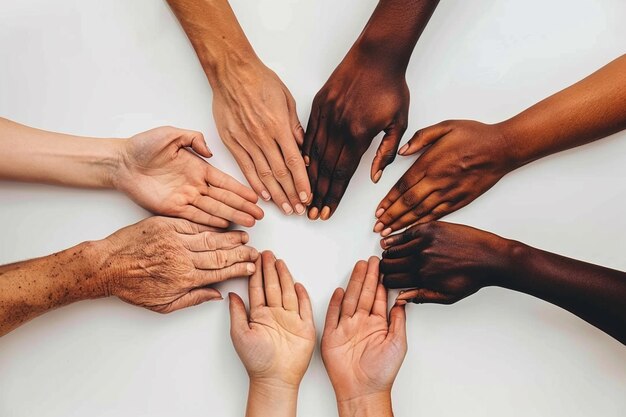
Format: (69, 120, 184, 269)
(115, 126, 263, 228)
(380, 221, 514, 304)
(303, 50, 409, 220)
(99, 216, 258, 313)
(321, 257, 407, 406)
(212, 61, 310, 216)
(229, 251, 315, 389)
(374, 120, 515, 236)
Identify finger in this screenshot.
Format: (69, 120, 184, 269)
(374, 181, 439, 236)
(303, 99, 322, 165)
(267, 138, 306, 214)
(341, 260, 368, 317)
(382, 273, 421, 289)
(179, 206, 229, 229)
(379, 257, 412, 275)
(374, 167, 424, 219)
(183, 230, 249, 252)
(193, 195, 257, 228)
(396, 288, 457, 305)
(193, 262, 256, 286)
(248, 145, 293, 214)
(227, 140, 271, 202)
(249, 257, 265, 311)
(323, 287, 344, 333)
(380, 225, 422, 250)
(382, 235, 425, 259)
(262, 251, 282, 307)
(322, 146, 359, 218)
(204, 186, 264, 222)
(277, 133, 310, 205)
(398, 122, 452, 156)
(175, 129, 212, 158)
(191, 246, 259, 270)
(295, 283, 314, 322)
(162, 287, 222, 313)
(387, 304, 407, 345)
(205, 164, 259, 204)
(168, 217, 222, 235)
(356, 256, 380, 314)
(386, 191, 449, 232)
(276, 259, 298, 311)
(311, 133, 343, 219)
(371, 282, 388, 318)
(307, 115, 330, 219)
(228, 292, 250, 335)
(415, 199, 465, 225)
(371, 122, 407, 183)
(285, 90, 305, 147)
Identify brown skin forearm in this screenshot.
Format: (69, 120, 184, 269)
(0, 241, 106, 336)
(502, 54, 626, 168)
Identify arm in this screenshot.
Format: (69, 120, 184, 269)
(303, 0, 440, 220)
(375, 54, 626, 234)
(321, 257, 407, 417)
(380, 221, 626, 344)
(0, 217, 258, 337)
(167, 0, 310, 215)
(228, 251, 316, 417)
(0, 118, 263, 227)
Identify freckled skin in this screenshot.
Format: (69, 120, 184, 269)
(375, 54, 626, 233)
(381, 221, 626, 344)
(0, 217, 258, 337)
(304, 0, 440, 220)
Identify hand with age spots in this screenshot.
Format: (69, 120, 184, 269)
(374, 121, 512, 236)
(117, 126, 264, 228)
(380, 221, 626, 344)
(321, 257, 406, 417)
(229, 252, 315, 417)
(303, 0, 440, 221)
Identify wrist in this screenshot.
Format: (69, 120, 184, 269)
(337, 391, 393, 417)
(101, 138, 127, 190)
(493, 239, 531, 289)
(496, 118, 534, 169)
(55, 240, 111, 301)
(247, 378, 299, 416)
(197, 41, 261, 88)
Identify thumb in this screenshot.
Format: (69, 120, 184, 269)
(228, 292, 250, 335)
(396, 288, 455, 305)
(163, 287, 222, 313)
(286, 95, 305, 147)
(398, 121, 453, 156)
(178, 130, 212, 158)
(388, 303, 407, 343)
(371, 122, 407, 183)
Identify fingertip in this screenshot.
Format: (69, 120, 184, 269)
(308, 207, 319, 220)
(372, 169, 383, 184)
(320, 206, 331, 220)
(375, 208, 384, 218)
(246, 263, 256, 274)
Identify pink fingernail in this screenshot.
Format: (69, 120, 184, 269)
(398, 144, 409, 155)
(299, 191, 308, 202)
(373, 222, 384, 233)
(261, 191, 271, 201)
(373, 170, 383, 183)
(295, 203, 305, 215)
(282, 203, 294, 215)
(375, 208, 384, 218)
(381, 228, 392, 237)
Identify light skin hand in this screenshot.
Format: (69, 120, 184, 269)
(116, 126, 264, 228)
(0, 217, 258, 336)
(322, 257, 406, 417)
(229, 251, 315, 417)
(167, 0, 310, 215)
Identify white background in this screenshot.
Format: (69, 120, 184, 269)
(1, 0, 625, 416)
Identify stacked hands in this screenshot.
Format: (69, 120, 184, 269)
(2, 0, 626, 416)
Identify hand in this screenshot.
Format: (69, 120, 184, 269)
(321, 257, 407, 404)
(212, 61, 310, 216)
(229, 251, 315, 388)
(303, 50, 409, 220)
(100, 216, 258, 313)
(115, 126, 263, 228)
(374, 120, 515, 236)
(380, 221, 513, 304)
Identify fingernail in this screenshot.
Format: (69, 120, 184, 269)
(246, 263, 256, 274)
(375, 208, 384, 218)
(373, 170, 383, 183)
(295, 203, 305, 215)
(380, 238, 389, 249)
(381, 227, 392, 237)
(373, 222, 384, 233)
(320, 206, 331, 220)
(211, 297, 224, 302)
(261, 190, 271, 201)
(282, 203, 293, 215)
(398, 144, 409, 155)
(304, 155, 310, 166)
(299, 191, 308, 202)
(308, 207, 319, 220)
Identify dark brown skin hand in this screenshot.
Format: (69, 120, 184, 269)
(374, 121, 512, 235)
(304, 0, 440, 220)
(375, 54, 626, 235)
(380, 221, 626, 344)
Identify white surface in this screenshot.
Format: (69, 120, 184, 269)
(1, 0, 625, 416)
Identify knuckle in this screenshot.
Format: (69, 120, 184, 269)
(311, 142, 323, 160)
(396, 179, 411, 194)
(319, 160, 334, 177)
(258, 169, 274, 179)
(333, 167, 350, 181)
(348, 122, 368, 139)
(285, 154, 303, 169)
(401, 193, 417, 207)
(272, 167, 290, 180)
(203, 233, 217, 249)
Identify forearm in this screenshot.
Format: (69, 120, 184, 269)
(0, 240, 108, 336)
(499, 54, 626, 168)
(245, 380, 298, 417)
(337, 392, 394, 417)
(499, 241, 626, 344)
(0, 118, 124, 188)
(166, 0, 259, 87)
(349, 0, 440, 72)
